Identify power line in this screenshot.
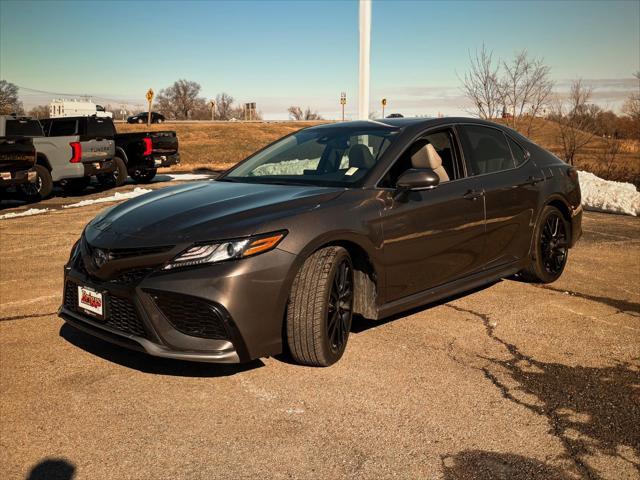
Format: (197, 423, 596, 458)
(16, 84, 138, 104)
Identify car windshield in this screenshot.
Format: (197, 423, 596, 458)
(221, 127, 399, 187)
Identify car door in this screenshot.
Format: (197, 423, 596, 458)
(456, 124, 541, 268)
(379, 127, 486, 302)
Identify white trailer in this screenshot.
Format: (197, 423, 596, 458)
(49, 99, 113, 118)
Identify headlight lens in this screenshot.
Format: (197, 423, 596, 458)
(163, 231, 286, 270)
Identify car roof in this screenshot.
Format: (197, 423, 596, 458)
(305, 116, 508, 131)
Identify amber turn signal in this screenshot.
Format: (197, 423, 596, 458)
(242, 233, 286, 257)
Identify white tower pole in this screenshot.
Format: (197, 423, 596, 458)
(358, 0, 371, 120)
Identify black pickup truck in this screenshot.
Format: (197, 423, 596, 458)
(0, 135, 37, 193)
(43, 116, 179, 185)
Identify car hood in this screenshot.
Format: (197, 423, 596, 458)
(85, 180, 344, 248)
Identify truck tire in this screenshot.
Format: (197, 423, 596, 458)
(98, 157, 127, 188)
(520, 205, 570, 283)
(64, 177, 91, 195)
(130, 168, 157, 183)
(286, 246, 354, 367)
(19, 165, 53, 201)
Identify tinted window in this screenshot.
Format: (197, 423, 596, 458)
(507, 136, 527, 166)
(49, 119, 77, 136)
(458, 125, 515, 175)
(5, 119, 44, 137)
(86, 118, 115, 138)
(380, 128, 460, 187)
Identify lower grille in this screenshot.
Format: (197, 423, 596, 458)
(64, 281, 148, 338)
(149, 291, 229, 340)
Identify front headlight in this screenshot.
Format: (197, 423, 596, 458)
(163, 231, 287, 270)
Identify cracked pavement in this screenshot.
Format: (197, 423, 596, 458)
(1, 201, 638, 480)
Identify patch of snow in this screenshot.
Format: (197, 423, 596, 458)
(0, 208, 52, 220)
(578, 170, 640, 216)
(62, 187, 152, 209)
(251, 158, 319, 176)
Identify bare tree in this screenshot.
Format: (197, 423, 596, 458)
(621, 71, 640, 121)
(28, 105, 49, 119)
(288, 106, 303, 120)
(459, 45, 502, 119)
(0, 80, 23, 115)
(600, 136, 622, 177)
(155, 79, 205, 119)
(499, 50, 554, 133)
(215, 93, 235, 120)
(552, 79, 598, 165)
(287, 106, 323, 121)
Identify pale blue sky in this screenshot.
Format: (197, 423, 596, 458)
(1, 0, 638, 119)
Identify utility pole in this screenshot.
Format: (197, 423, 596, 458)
(210, 100, 216, 121)
(358, 0, 371, 120)
(340, 92, 346, 121)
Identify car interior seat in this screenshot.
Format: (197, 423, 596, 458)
(410, 144, 450, 182)
(348, 144, 375, 170)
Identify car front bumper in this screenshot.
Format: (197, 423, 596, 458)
(59, 247, 297, 363)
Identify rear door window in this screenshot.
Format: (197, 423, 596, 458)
(506, 136, 528, 166)
(5, 119, 44, 137)
(86, 118, 116, 138)
(49, 119, 78, 136)
(458, 125, 515, 176)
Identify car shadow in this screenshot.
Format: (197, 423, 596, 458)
(441, 450, 574, 480)
(350, 280, 500, 334)
(59, 323, 264, 377)
(26, 458, 76, 480)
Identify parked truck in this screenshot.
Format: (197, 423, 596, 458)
(44, 116, 179, 184)
(0, 115, 116, 200)
(0, 124, 37, 194)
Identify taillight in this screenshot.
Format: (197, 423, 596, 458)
(142, 137, 152, 156)
(69, 142, 82, 163)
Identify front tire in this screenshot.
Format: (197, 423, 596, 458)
(287, 246, 354, 367)
(521, 205, 570, 283)
(137, 118, 144, 124)
(19, 165, 53, 201)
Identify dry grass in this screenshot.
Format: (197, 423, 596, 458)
(118, 119, 639, 185)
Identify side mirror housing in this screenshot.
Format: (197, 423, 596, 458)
(396, 168, 440, 191)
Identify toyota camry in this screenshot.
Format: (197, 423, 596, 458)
(59, 117, 582, 366)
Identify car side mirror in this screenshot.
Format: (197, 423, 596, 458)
(396, 168, 440, 191)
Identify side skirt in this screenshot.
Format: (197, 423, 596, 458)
(377, 260, 525, 320)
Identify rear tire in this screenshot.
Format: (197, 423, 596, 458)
(520, 205, 570, 283)
(130, 168, 157, 183)
(98, 157, 127, 188)
(287, 246, 354, 367)
(19, 165, 53, 201)
(156, 118, 163, 124)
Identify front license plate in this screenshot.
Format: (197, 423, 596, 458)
(78, 286, 104, 318)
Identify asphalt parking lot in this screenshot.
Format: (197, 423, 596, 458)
(1, 181, 638, 480)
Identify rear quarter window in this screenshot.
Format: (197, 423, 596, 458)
(507, 136, 528, 166)
(49, 119, 78, 136)
(5, 119, 44, 137)
(86, 118, 116, 138)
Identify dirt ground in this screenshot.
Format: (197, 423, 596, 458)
(0, 180, 639, 480)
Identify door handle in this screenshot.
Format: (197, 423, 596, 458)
(526, 176, 544, 185)
(463, 189, 484, 201)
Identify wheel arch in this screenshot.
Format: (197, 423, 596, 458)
(36, 153, 52, 171)
(115, 146, 128, 164)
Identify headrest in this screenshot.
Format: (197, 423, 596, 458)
(411, 144, 442, 170)
(348, 144, 375, 169)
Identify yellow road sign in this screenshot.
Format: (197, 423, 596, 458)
(146, 88, 154, 102)
(382, 98, 387, 106)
